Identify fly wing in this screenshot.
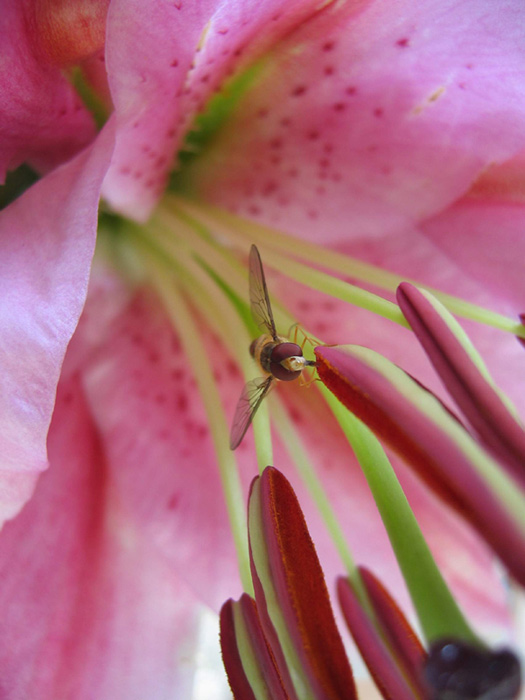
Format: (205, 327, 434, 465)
(249, 245, 278, 341)
(229, 376, 273, 450)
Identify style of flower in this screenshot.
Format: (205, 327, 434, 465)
(1, 0, 525, 697)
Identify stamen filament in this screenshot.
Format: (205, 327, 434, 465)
(152, 205, 296, 337)
(250, 245, 408, 329)
(149, 218, 277, 472)
(126, 229, 253, 594)
(252, 405, 274, 476)
(319, 384, 479, 645)
(269, 395, 363, 592)
(170, 198, 408, 329)
(176, 197, 525, 339)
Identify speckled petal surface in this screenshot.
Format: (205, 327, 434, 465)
(0, 375, 199, 700)
(103, 0, 325, 219)
(0, 0, 96, 178)
(81, 288, 244, 610)
(184, 0, 525, 242)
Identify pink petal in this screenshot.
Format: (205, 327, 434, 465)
(0, 0, 96, 178)
(185, 0, 525, 241)
(102, 0, 325, 219)
(0, 375, 200, 699)
(0, 122, 114, 524)
(61, 260, 133, 380)
(81, 288, 244, 610)
(420, 198, 525, 311)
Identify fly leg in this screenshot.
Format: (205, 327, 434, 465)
(287, 323, 318, 351)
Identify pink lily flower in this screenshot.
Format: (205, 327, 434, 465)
(2, 0, 525, 697)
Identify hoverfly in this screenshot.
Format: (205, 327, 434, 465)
(229, 245, 316, 450)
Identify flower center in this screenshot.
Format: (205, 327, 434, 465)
(98, 194, 525, 622)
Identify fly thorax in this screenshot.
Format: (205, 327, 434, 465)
(249, 335, 276, 374)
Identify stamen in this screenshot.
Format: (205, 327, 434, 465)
(172, 197, 408, 329)
(318, 382, 479, 645)
(248, 467, 357, 699)
(398, 283, 525, 486)
(125, 227, 253, 593)
(269, 395, 361, 592)
(316, 345, 525, 586)
(176, 196, 525, 340)
(337, 576, 426, 700)
(220, 595, 288, 699)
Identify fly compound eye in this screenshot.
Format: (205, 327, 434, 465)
(270, 343, 303, 381)
(270, 363, 302, 381)
(271, 342, 302, 363)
